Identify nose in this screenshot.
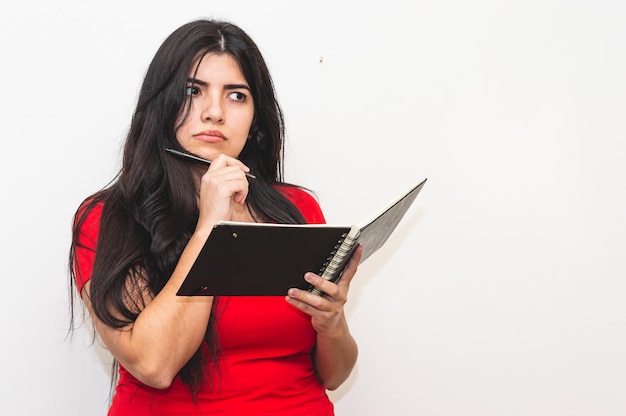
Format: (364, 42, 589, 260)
(200, 94, 224, 123)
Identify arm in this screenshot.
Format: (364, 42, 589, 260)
(285, 245, 363, 390)
(81, 155, 251, 389)
(81, 228, 213, 389)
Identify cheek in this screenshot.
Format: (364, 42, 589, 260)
(174, 107, 196, 143)
(243, 108, 255, 134)
(174, 113, 186, 137)
(174, 121, 192, 147)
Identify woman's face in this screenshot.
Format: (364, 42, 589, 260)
(176, 53, 255, 161)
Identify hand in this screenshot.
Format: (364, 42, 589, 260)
(195, 154, 251, 232)
(285, 245, 364, 336)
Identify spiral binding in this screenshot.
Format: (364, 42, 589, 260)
(310, 233, 358, 296)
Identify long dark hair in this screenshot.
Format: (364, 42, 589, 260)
(69, 19, 306, 395)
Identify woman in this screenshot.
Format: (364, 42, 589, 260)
(69, 19, 362, 415)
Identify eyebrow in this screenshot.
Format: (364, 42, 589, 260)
(187, 78, 251, 91)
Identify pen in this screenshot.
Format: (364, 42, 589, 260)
(165, 148, 256, 179)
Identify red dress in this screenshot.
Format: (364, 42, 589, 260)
(74, 186, 334, 415)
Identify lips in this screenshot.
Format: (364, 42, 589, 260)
(194, 130, 226, 143)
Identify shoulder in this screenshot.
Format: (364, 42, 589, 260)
(275, 184, 326, 224)
(73, 199, 105, 294)
(75, 199, 105, 247)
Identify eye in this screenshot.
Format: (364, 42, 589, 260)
(185, 86, 200, 96)
(228, 91, 247, 102)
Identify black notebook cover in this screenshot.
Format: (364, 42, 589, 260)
(178, 224, 350, 296)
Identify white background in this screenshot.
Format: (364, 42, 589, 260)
(1, 1, 625, 415)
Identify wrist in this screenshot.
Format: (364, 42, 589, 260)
(314, 316, 351, 340)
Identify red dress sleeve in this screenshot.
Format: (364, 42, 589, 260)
(73, 202, 103, 294)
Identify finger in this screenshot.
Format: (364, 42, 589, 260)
(301, 272, 342, 300)
(203, 156, 250, 202)
(201, 166, 249, 194)
(196, 169, 249, 226)
(285, 286, 327, 313)
(208, 154, 251, 175)
(335, 245, 364, 288)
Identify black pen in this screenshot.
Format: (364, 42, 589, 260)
(165, 148, 256, 179)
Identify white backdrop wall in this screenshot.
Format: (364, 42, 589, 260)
(1, 1, 624, 415)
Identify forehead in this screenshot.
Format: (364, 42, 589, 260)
(190, 52, 247, 82)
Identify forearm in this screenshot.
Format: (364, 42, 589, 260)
(313, 314, 358, 391)
(287, 248, 364, 390)
(89, 229, 214, 389)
